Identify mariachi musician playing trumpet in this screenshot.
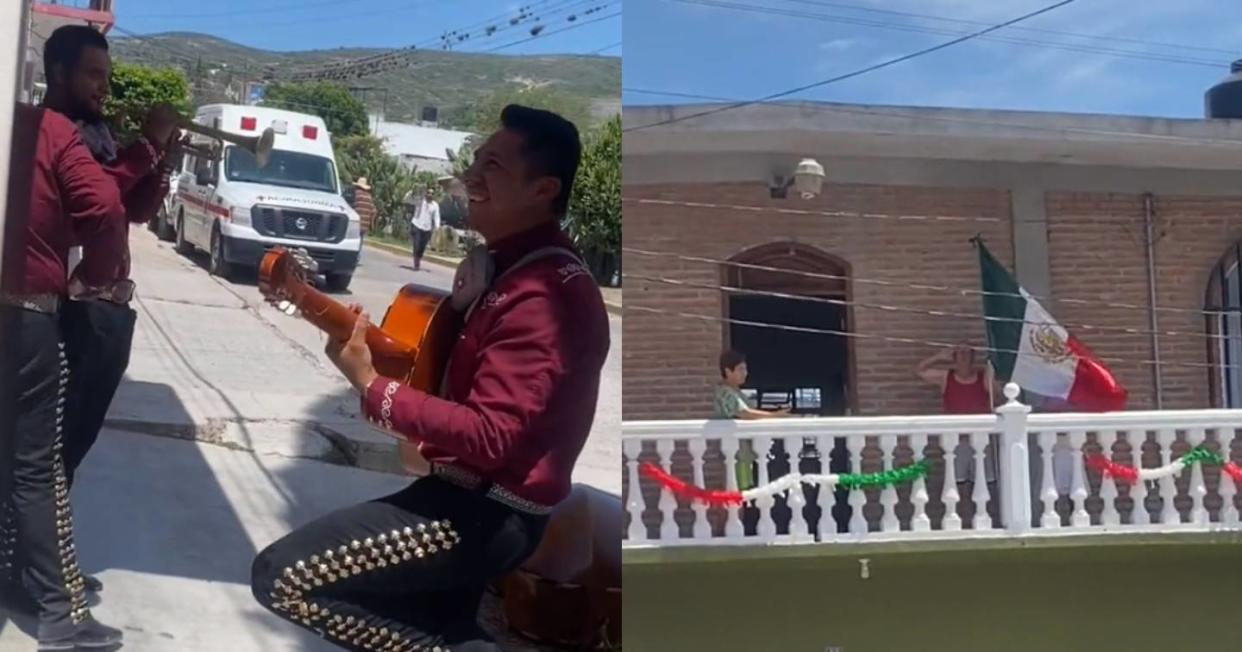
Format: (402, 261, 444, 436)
(249, 104, 612, 651)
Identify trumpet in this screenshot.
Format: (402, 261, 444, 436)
(175, 119, 276, 168)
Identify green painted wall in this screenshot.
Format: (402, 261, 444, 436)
(624, 542, 1242, 651)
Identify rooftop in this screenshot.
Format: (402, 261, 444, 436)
(622, 100, 1242, 171)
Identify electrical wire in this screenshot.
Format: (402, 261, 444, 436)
(667, 0, 1226, 69)
(625, 271, 1236, 341)
(776, 0, 1240, 57)
(591, 40, 622, 54)
(487, 11, 623, 53)
(622, 87, 1242, 152)
(622, 246, 1239, 318)
(624, 197, 1002, 223)
(623, 0, 1078, 133)
(624, 304, 1242, 371)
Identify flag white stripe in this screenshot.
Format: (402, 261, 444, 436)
(1011, 288, 1077, 399)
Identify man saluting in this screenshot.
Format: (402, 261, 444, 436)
(250, 105, 611, 651)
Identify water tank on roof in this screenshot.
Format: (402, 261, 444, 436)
(1206, 59, 1242, 119)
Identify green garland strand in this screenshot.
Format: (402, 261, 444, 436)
(837, 460, 931, 490)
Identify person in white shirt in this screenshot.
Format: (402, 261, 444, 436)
(404, 187, 440, 271)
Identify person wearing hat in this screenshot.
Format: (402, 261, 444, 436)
(352, 177, 375, 238)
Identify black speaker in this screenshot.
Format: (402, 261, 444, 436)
(421, 106, 439, 123)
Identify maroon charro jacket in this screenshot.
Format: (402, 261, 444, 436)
(69, 122, 167, 284)
(10, 104, 130, 297)
(360, 221, 611, 507)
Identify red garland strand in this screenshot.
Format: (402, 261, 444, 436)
(1084, 454, 1139, 484)
(1225, 462, 1242, 483)
(638, 462, 744, 507)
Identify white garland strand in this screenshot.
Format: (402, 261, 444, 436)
(739, 473, 839, 501)
(1135, 459, 1187, 481)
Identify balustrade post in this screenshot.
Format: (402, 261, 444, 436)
(996, 383, 1033, 534)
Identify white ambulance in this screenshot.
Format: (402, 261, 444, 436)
(170, 104, 361, 290)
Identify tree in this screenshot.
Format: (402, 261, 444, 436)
(262, 82, 369, 139)
(335, 135, 441, 238)
(564, 115, 620, 285)
(104, 62, 191, 143)
(466, 86, 592, 134)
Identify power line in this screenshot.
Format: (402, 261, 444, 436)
(284, 0, 604, 81)
(776, 0, 1239, 58)
(622, 87, 1242, 151)
(625, 304, 1242, 371)
(622, 246, 1237, 319)
(486, 11, 624, 53)
(626, 272, 1236, 342)
(623, 0, 1078, 133)
(667, 0, 1225, 69)
(624, 197, 1002, 223)
(591, 40, 622, 54)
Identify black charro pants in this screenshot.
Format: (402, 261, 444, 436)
(0, 306, 90, 628)
(251, 476, 548, 652)
(59, 298, 136, 489)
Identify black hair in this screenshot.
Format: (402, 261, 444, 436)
(719, 350, 746, 377)
(499, 104, 581, 216)
(43, 25, 109, 87)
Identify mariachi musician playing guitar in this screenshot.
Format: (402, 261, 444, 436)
(250, 104, 611, 651)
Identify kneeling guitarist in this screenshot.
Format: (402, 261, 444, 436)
(250, 104, 611, 651)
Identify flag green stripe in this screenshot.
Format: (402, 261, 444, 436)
(975, 239, 1025, 381)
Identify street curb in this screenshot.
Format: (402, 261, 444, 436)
(103, 417, 407, 476)
(364, 239, 623, 316)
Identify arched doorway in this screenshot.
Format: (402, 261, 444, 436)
(722, 241, 854, 415)
(722, 242, 855, 536)
(1206, 243, 1242, 408)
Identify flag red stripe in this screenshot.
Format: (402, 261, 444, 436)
(1066, 336, 1127, 411)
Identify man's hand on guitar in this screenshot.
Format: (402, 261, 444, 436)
(326, 304, 378, 393)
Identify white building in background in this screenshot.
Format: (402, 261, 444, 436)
(368, 114, 474, 176)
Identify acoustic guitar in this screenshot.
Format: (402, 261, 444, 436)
(258, 247, 622, 649)
(257, 246, 461, 394)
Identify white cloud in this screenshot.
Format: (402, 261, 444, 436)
(820, 38, 859, 51)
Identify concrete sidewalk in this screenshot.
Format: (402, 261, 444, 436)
(0, 430, 561, 652)
(105, 230, 620, 495)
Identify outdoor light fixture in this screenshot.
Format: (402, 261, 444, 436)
(770, 158, 826, 199)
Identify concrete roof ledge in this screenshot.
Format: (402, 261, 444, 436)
(623, 101, 1242, 171)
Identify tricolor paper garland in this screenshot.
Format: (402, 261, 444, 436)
(1086, 446, 1242, 484)
(638, 460, 931, 507)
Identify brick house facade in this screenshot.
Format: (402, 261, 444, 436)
(623, 102, 1242, 421)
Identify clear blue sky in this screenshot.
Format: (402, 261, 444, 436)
(113, 0, 621, 56)
(623, 0, 1241, 118)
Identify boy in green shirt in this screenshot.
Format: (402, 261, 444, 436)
(713, 350, 790, 490)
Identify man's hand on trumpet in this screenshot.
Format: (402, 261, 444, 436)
(141, 103, 180, 148)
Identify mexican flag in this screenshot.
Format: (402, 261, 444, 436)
(974, 238, 1127, 412)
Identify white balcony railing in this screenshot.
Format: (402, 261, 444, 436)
(622, 384, 1242, 548)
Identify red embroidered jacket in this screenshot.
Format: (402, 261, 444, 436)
(7, 105, 130, 297)
(361, 221, 611, 507)
(71, 124, 167, 283)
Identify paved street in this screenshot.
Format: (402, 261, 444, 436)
(0, 228, 620, 651)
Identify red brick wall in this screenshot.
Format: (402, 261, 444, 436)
(1046, 192, 1242, 410)
(623, 181, 1014, 420)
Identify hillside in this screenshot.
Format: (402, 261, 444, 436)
(109, 32, 620, 129)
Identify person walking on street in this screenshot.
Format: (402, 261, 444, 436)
(406, 187, 440, 271)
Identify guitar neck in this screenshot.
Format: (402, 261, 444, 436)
(294, 284, 413, 357)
